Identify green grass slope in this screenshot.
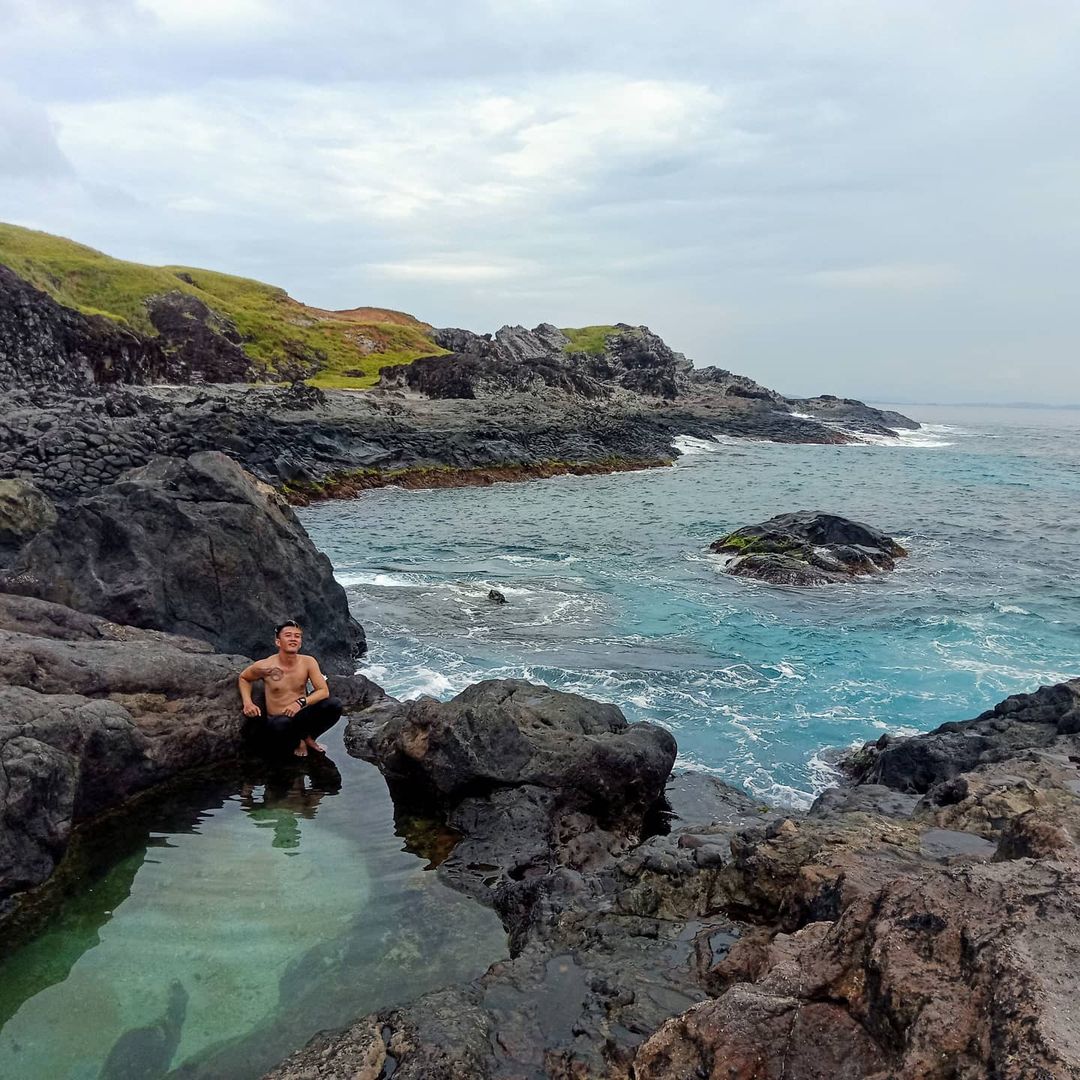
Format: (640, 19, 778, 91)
(0, 223, 444, 388)
(560, 325, 639, 355)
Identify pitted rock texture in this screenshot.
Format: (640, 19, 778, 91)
(5, 450, 365, 671)
(710, 510, 908, 585)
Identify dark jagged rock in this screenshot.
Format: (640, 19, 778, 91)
(845, 678, 1080, 793)
(635, 857, 1080, 1080)
(787, 393, 921, 433)
(144, 291, 253, 384)
(486, 588, 507, 604)
(0, 265, 167, 390)
(0, 593, 249, 910)
(0, 266, 254, 392)
(380, 323, 696, 402)
(0, 591, 386, 919)
(347, 679, 675, 822)
(268, 676, 1080, 1079)
(5, 450, 365, 671)
(710, 510, 907, 585)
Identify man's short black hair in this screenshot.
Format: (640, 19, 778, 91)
(275, 620, 302, 636)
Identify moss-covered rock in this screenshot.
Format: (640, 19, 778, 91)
(709, 511, 907, 586)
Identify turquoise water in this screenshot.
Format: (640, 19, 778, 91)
(303, 405, 1080, 807)
(0, 730, 506, 1080)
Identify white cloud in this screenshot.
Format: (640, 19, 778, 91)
(136, 0, 285, 30)
(807, 263, 963, 291)
(371, 257, 537, 283)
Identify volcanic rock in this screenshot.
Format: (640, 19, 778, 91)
(347, 678, 675, 821)
(786, 393, 921, 434)
(5, 450, 365, 671)
(710, 510, 907, 585)
(845, 677, 1080, 793)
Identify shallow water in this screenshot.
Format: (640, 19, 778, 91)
(0, 730, 507, 1080)
(303, 404, 1080, 807)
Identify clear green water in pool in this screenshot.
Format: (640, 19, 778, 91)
(0, 729, 507, 1080)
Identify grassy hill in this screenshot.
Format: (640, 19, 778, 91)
(0, 223, 444, 388)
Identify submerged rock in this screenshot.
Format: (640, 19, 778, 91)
(710, 510, 907, 585)
(98, 979, 188, 1080)
(487, 588, 507, 604)
(5, 450, 365, 672)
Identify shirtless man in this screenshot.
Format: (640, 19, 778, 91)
(238, 621, 343, 757)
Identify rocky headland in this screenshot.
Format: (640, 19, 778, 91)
(0, 226, 919, 507)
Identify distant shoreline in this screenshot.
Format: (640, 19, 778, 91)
(867, 400, 1080, 410)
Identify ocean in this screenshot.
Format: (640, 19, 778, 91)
(301, 404, 1080, 808)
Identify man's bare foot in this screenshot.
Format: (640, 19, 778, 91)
(304, 737, 327, 753)
(293, 741, 308, 758)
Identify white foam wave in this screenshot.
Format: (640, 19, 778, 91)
(395, 667, 461, 699)
(673, 435, 724, 456)
(335, 570, 418, 588)
(993, 602, 1031, 615)
(493, 553, 581, 566)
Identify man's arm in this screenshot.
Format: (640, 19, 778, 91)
(238, 661, 264, 717)
(303, 658, 330, 706)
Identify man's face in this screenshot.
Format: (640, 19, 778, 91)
(276, 627, 303, 654)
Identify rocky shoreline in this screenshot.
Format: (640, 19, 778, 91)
(256, 677, 1080, 1080)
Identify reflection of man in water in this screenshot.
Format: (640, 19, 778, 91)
(243, 764, 339, 846)
(237, 621, 343, 758)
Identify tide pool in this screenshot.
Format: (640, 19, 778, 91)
(0, 731, 506, 1080)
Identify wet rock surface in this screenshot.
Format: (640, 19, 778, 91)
(3, 450, 365, 671)
(710, 510, 908, 585)
(787, 393, 921, 434)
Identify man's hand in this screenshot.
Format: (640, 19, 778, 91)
(281, 702, 301, 718)
(242, 702, 262, 718)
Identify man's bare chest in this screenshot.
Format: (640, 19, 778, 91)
(262, 662, 308, 696)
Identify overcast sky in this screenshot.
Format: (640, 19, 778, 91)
(1, 1, 1078, 402)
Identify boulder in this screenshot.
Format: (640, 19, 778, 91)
(635, 856, 1080, 1079)
(710, 511, 907, 585)
(5, 450, 365, 673)
(347, 678, 675, 823)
